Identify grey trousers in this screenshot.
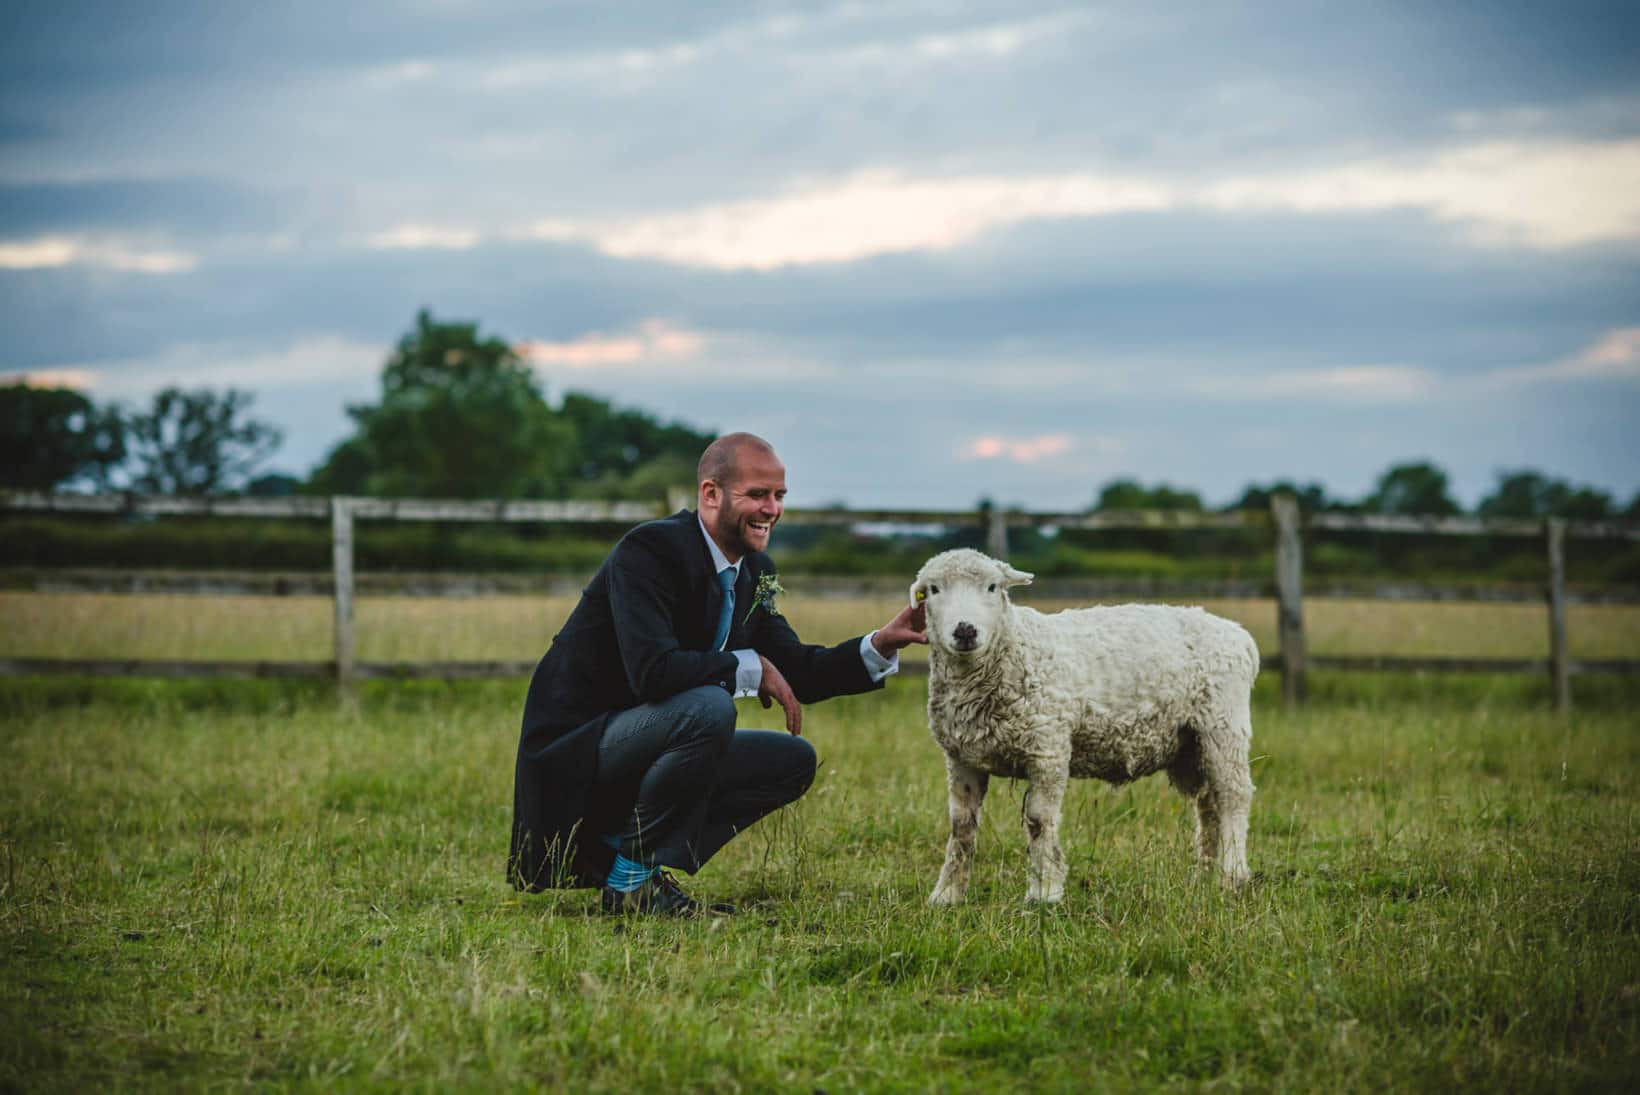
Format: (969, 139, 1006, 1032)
(594, 685, 818, 874)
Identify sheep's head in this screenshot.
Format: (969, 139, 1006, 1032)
(910, 549, 1033, 661)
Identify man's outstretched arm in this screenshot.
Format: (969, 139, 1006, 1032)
(870, 601, 928, 660)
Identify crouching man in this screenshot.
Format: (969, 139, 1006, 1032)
(508, 432, 926, 916)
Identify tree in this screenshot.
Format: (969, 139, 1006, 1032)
(245, 473, 300, 497)
(310, 310, 576, 498)
(1478, 470, 1614, 521)
(304, 437, 375, 496)
(1362, 461, 1459, 517)
(1226, 480, 1332, 514)
(124, 387, 283, 495)
(1093, 478, 1203, 511)
(557, 391, 714, 487)
(0, 383, 126, 490)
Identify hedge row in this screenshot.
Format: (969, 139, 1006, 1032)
(4, 515, 1637, 587)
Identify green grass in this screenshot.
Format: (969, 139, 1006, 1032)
(3, 675, 1639, 1091)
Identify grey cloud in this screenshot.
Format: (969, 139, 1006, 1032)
(6, 205, 1637, 382)
(2, 1, 1636, 509)
(8, 2, 1637, 210)
(0, 177, 289, 236)
(0, 1, 759, 88)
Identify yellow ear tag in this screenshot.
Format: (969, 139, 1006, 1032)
(915, 590, 926, 603)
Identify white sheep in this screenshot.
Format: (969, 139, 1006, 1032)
(912, 549, 1258, 904)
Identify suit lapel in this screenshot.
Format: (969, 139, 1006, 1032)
(728, 556, 760, 648)
(673, 510, 719, 650)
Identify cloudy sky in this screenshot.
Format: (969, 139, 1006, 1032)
(3, 1, 1638, 510)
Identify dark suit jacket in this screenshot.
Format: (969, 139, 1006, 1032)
(508, 508, 885, 891)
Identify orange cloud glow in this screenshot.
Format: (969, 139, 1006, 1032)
(516, 319, 705, 369)
(962, 433, 1074, 463)
(0, 369, 96, 390)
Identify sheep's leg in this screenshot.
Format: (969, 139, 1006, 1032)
(929, 758, 990, 906)
(1201, 701, 1255, 888)
(1165, 727, 1218, 869)
(1022, 763, 1069, 904)
(1194, 792, 1221, 867)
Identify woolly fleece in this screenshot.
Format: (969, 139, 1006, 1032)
(912, 548, 1259, 903)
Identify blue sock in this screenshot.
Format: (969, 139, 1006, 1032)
(602, 837, 654, 893)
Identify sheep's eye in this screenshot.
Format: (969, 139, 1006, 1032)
(988, 583, 997, 593)
(929, 584, 940, 595)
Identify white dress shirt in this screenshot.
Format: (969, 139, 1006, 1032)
(698, 515, 898, 696)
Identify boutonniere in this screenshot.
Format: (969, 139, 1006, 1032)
(743, 573, 786, 625)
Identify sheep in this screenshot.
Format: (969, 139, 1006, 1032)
(911, 549, 1258, 904)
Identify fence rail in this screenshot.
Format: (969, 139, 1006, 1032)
(9, 567, 1640, 605)
(11, 489, 1638, 538)
(5, 489, 1637, 708)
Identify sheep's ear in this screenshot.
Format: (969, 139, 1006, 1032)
(1000, 564, 1034, 588)
(909, 577, 928, 606)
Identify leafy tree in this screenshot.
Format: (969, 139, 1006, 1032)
(124, 387, 283, 495)
(1093, 478, 1203, 511)
(309, 310, 717, 501)
(569, 452, 704, 503)
(1226, 480, 1332, 514)
(558, 392, 714, 487)
(304, 437, 374, 496)
(245, 473, 300, 497)
(1478, 470, 1614, 521)
(311, 310, 576, 498)
(1558, 488, 1617, 521)
(0, 383, 126, 490)
(1362, 461, 1459, 517)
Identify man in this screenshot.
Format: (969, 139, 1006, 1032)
(508, 432, 927, 916)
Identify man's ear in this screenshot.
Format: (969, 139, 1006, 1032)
(1000, 564, 1034, 588)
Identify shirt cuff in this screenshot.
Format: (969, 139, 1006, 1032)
(732, 648, 762, 697)
(860, 632, 899, 681)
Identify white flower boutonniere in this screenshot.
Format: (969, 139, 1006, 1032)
(743, 573, 786, 625)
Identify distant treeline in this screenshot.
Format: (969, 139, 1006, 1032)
(3, 511, 1637, 586)
(3, 310, 716, 504)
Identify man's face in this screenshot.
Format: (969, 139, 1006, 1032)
(702, 446, 787, 561)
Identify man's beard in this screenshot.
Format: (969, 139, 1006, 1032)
(711, 506, 767, 558)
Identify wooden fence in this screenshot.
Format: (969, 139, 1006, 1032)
(4, 490, 1638, 709)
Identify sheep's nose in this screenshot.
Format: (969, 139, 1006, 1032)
(952, 622, 978, 650)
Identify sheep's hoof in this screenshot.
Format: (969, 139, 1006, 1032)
(1025, 888, 1064, 904)
(928, 888, 964, 907)
(1220, 868, 1252, 890)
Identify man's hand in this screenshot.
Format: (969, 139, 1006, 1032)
(871, 601, 928, 657)
(758, 654, 802, 736)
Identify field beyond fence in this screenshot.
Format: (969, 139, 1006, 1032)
(3, 588, 1640, 668)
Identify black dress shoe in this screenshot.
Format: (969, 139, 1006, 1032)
(600, 871, 737, 917)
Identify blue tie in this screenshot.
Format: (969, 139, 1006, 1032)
(712, 566, 736, 650)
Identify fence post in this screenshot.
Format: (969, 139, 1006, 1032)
(985, 506, 1009, 560)
(331, 497, 356, 693)
(1545, 517, 1570, 714)
(1271, 493, 1307, 706)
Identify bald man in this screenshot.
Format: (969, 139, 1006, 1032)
(508, 433, 926, 915)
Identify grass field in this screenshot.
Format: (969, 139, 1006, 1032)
(3, 670, 1639, 1091)
(4, 590, 1639, 665)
